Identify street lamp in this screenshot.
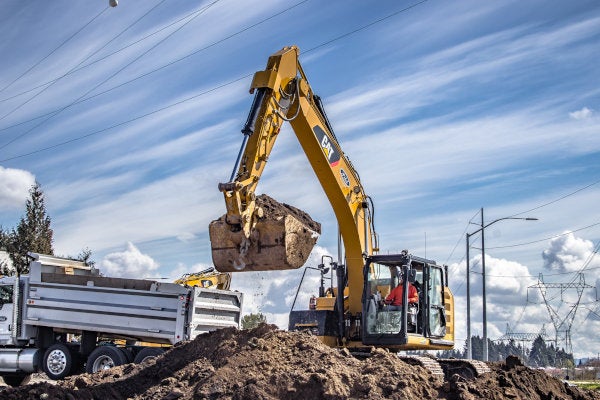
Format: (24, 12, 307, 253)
(465, 208, 538, 361)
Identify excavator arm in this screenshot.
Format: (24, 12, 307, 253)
(210, 46, 378, 310)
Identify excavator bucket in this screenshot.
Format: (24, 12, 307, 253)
(209, 195, 321, 272)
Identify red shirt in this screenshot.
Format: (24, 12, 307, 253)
(384, 283, 418, 306)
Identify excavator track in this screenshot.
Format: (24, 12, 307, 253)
(398, 355, 445, 382)
(398, 356, 491, 382)
(438, 358, 491, 380)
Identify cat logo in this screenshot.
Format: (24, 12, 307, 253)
(322, 137, 333, 160)
(313, 126, 340, 167)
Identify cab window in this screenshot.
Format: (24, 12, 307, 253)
(0, 285, 13, 309)
(428, 266, 446, 337)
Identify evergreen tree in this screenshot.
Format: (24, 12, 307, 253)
(471, 335, 483, 360)
(77, 247, 96, 268)
(529, 335, 551, 367)
(2, 183, 54, 275)
(241, 313, 267, 329)
(438, 348, 464, 359)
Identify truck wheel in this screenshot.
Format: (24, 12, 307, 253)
(133, 347, 165, 364)
(43, 343, 72, 380)
(85, 346, 127, 374)
(2, 374, 32, 387)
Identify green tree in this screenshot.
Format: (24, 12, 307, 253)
(241, 313, 267, 329)
(529, 335, 551, 367)
(2, 183, 54, 275)
(77, 247, 96, 268)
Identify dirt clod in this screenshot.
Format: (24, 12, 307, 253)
(2, 325, 599, 399)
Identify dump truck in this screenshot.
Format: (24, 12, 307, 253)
(0, 253, 243, 386)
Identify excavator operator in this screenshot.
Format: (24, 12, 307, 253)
(383, 277, 418, 311)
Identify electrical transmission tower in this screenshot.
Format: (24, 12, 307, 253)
(496, 323, 549, 343)
(496, 323, 549, 359)
(528, 273, 595, 355)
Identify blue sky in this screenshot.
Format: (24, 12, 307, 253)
(1, 0, 599, 358)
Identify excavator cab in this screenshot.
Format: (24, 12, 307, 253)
(289, 252, 454, 351)
(362, 253, 454, 350)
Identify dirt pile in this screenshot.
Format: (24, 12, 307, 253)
(209, 194, 321, 272)
(2, 325, 599, 400)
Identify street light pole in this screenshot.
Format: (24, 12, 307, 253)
(466, 232, 472, 359)
(466, 208, 538, 361)
(481, 208, 488, 362)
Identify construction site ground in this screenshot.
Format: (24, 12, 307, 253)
(1, 324, 599, 400)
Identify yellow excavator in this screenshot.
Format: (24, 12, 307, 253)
(174, 267, 231, 290)
(209, 46, 489, 379)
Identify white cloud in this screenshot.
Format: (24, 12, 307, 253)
(542, 232, 595, 273)
(98, 242, 159, 279)
(52, 165, 224, 256)
(569, 107, 593, 120)
(176, 232, 197, 243)
(0, 166, 35, 209)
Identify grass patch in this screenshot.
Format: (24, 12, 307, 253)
(574, 382, 600, 390)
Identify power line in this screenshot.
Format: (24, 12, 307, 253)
(487, 221, 600, 249)
(0, 6, 109, 95)
(303, 0, 428, 55)
(484, 264, 600, 279)
(0, 0, 427, 161)
(509, 179, 600, 219)
(0, 1, 213, 105)
(0, 0, 219, 152)
(0, 74, 252, 163)
(0, 0, 168, 132)
(0, 0, 311, 137)
(568, 240, 600, 285)
(445, 209, 481, 265)
(453, 181, 600, 265)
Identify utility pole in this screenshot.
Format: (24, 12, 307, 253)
(481, 208, 488, 362)
(466, 208, 538, 361)
(466, 232, 472, 359)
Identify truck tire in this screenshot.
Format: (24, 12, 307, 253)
(133, 347, 165, 364)
(1, 374, 32, 387)
(43, 343, 72, 380)
(85, 346, 127, 374)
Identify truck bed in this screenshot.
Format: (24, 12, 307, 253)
(21, 256, 243, 345)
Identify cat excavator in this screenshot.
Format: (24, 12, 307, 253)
(174, 267, 231, 290)
(209, 45, 489, 380)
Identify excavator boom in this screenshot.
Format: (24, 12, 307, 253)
(209, 46, 371, 275)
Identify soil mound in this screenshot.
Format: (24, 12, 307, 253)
(1, 325, 598, 400)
